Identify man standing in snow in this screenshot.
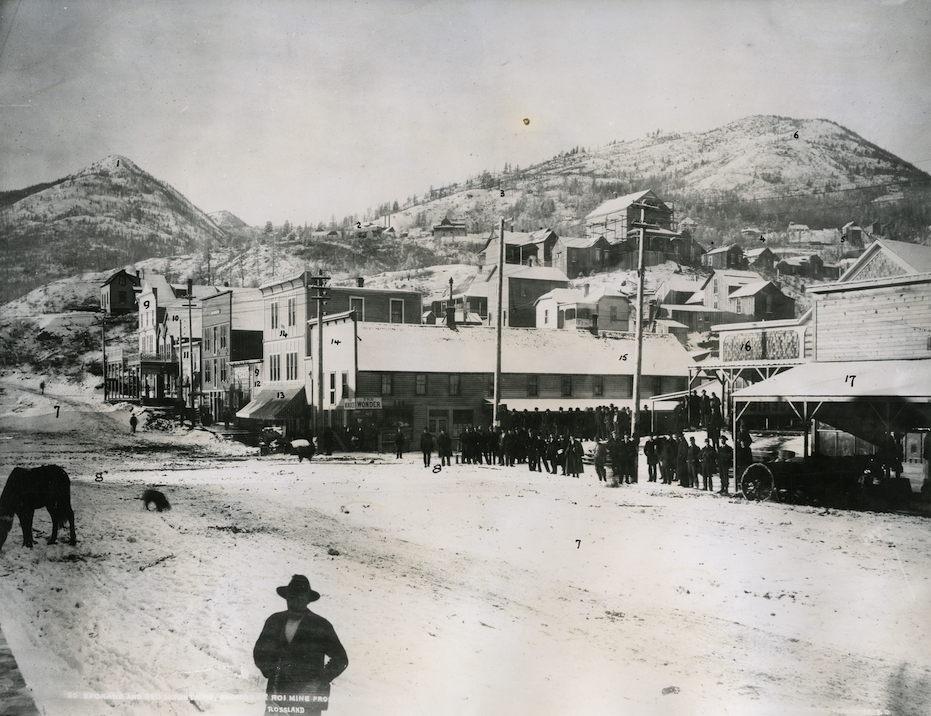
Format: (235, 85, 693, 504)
(129, 414, 138, 434)
(420, 427, 434, 467)
(254, 575, 349, 715)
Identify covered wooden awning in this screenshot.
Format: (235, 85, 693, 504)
(235, 387, 307, 421)
(732, 359, 931, 445)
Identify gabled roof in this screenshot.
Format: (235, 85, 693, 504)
(557, 236, 597, 249)
(355, 324, 693, 376)
(728, 280, 774, 298)
(745, 247, 776, 259)
(837, 238, 931, 282)
(698, 269, 765, 290)
(585, 190, 656, 222)
(704, 244, 743, 256)
(483, 264, 570, 283)
(102, 268, 141, 287)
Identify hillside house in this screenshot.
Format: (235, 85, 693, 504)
(484, 264, 570, 327)
(534, 285, 631, 332)
(702, 245, 745, 270)
(99, 269, 141, 314)
(478, 228, 560, 269)
(585, 190, 675, 242)
(745, 247, 778, 271)
(655, 275, 704, 307)
(552, 236, 612, 278)
(776, 254, 824, 279)
(432, 217, 468, 238)
(306, 318, 693, 449)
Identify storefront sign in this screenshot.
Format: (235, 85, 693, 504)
(343, 397, 382, 410)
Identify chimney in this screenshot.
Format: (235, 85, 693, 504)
(590, 314, 599, 336)
(446, 304, 457, 330)
(583, 283, 590, 297)
(356, 277, 365, 288)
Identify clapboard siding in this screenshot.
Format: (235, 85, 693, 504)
(816, 285, 931, 361)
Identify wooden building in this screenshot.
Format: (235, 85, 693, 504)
(534, 286, 631, 332)
(744, 247, 778, 271)
(482, 264, 570, 327)
(432, 217, 468, 238)
(307, 317, 693, 450)
(584, 190, 674, 242)
(702, 244, 745, 270)
(200, 288, 264, 424)
(99, 269, 141, 315)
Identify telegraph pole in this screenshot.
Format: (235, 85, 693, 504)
(493, 217, 505, 427)
(186, 279, 196, 426)
(309, 273, 330, 436)
(100, 312, 108, 402)
(630, 202, 654, 439)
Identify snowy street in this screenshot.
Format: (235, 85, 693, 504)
(1, 378, 930, 716)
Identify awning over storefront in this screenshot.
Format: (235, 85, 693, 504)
(235, 387, 307, 421)
(732, 359, 931, 444)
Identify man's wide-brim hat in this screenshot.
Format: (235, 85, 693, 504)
(276, 574, 320, 602)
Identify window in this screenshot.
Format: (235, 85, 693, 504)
(119, 274, 126, 286)
(713, 295, 719, 310)
(449, 374, 461, 396)
(213, 359, 218, 385)
(329, 373, 336, 405)
(653, 376, 663, 396)
(390, 299, 404, 323)
(544, 309, 549, 325)
(350, 297, 364, 320)
(527, 375, 538, 396)
(220, 359, 227, 383)
(561, 375, 572, 397)
(593, 375, 604, 396)
(415, 374, 427, 395)
(220, 325, 227, 350)
(270, 302, 279, 329)
(287, 297, 296, 326)
(286, 352, 298, 381)
(341, 372, 349, 398)
(204, 329, 211, 352)
(213, 327, 218, 352)
(381, 373, 393, 395)
(610, 305, 618, 322)
(735, 298, 742, 313)
(205, 361, 212, 384)
(565, 308, 576, 320)
(269, 354, 281, 382)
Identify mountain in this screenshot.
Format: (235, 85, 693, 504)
(0, 154, 230, 305)
(385, 115, 931, 241)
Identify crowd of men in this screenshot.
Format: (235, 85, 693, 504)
(413, 388, 754, 494)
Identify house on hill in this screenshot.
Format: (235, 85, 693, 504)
(585, 190, 675, 242)
(482, 264, 570, 327)
(777, 254, 825, 279)
(478, 227, 560, 269)
(534, 285, 631, 332)
(552, 235, 612, 278)
(745, 247, 778, 271)
(433, 217, 468, 238)
(702, 244, 745, 270)
(100, 268, 141, 314)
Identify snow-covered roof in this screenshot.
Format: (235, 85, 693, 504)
(534, 287, 628, 306)
(558, 236, 597, 249)
(585, 190, 654, 221)
(728, 281, 773, 298)
(704, 245, 742, 256)
(355, 324, 693, 376)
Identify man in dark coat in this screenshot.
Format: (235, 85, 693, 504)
(644, 436, 658, 482)
(420, 428, 434, 467)
(437, 429, 452, 467)
(701, 438, 717, 491)
(676, 435, 689, 487)
(687, 436, 701, 488)
(394, 425, 406, 459)
(717, 435, 734, 495)
(254, 575, 348, 714)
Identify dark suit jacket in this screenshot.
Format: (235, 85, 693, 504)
(254, 608, 348, 701)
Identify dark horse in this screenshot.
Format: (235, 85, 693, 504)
(0, 465, 77, 550)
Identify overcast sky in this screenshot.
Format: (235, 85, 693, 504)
(1, 0, 930, 227)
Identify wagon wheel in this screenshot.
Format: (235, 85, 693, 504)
(740, 463, 774, 502)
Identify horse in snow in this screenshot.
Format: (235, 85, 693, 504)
(0, 465, 77, 550)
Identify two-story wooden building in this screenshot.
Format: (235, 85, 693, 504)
(534, 286, 631, 332)
(200, 288, 264, 424)
(99, 268, 141, 315)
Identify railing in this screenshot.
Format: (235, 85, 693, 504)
(126, 351, 178, 364)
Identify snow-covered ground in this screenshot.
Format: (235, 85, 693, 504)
(1, 378, 930, 716)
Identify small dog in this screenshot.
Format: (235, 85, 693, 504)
(141, 489, 171, 512)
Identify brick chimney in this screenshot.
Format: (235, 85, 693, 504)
(445, 304, 457, 330)
(356, 277, 365, 288)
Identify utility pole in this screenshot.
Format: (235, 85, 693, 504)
(186, 279, 196, 426)
(493, 217, 505, 427)
(630, 202, 654, 440)
(309, 273, 330, 436)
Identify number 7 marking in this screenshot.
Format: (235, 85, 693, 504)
(575, 540, 581, 549)
(54, 405, 61, 418)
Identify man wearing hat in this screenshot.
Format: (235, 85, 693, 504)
(254, 575, 349, 714)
